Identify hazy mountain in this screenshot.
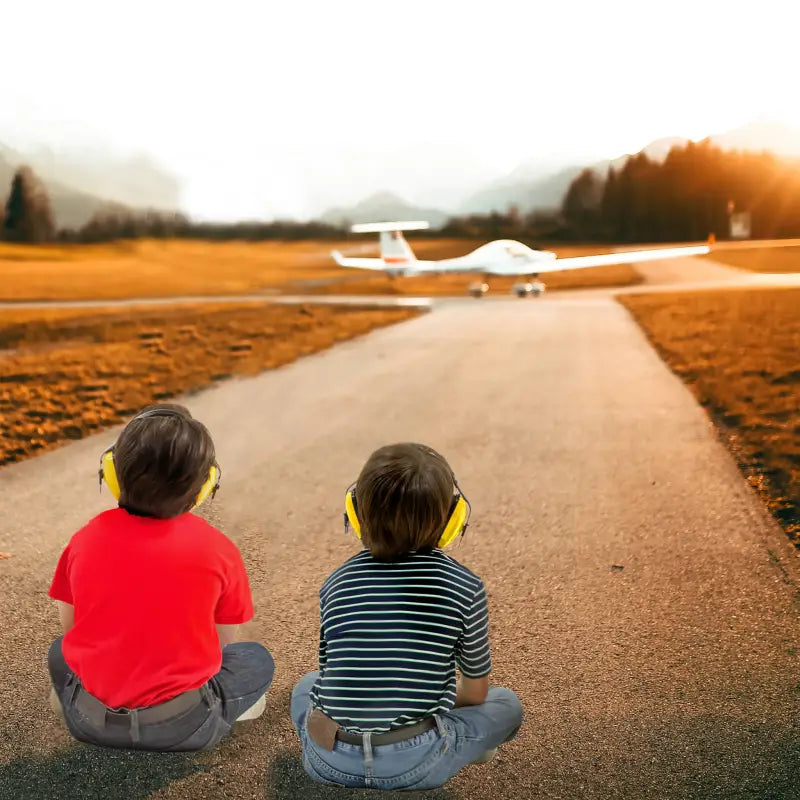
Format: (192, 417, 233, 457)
(0, 142, 129, 229)
(320, 191, 449, 228)
(24, 146, 181, 210)
(0, 139, 183, 229)
(459, 165, 583, 215)
(710, 119, 800, 157)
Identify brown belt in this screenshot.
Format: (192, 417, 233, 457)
(336, 717, 437, 745)
(74, 684, 205, 729)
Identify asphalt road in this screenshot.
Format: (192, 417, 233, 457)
(1, 259, 800, 799)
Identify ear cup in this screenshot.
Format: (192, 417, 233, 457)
(100, 448, 121, 500)
(438, 494, 469, 549)
(344, 487, 362, 538)
(194, 464, 220, 508)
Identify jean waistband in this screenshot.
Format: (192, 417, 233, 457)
(75, 684, 207, 729)
(336, 716, 438, 746)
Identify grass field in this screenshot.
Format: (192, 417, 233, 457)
(704, 245, 800, 272)
(0, 239, 642, 301)
(620, 287, 800, 543)
(0, 302, 419, 466)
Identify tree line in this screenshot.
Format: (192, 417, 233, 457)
(562, 139, 800, 241)
(0, 165, 566, 245)
(5, 140, 800, 244)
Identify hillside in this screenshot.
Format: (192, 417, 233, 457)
(320, 191, 448, 228)
(0, 142, 126, 229)
(0, 141, 180, 230)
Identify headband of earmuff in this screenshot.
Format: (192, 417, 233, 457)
(98, 408, 220, 509)
(344, 480, 471, 550)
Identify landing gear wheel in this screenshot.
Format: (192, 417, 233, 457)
(468, 282, 489, 298)
(511, 281, 545, 298)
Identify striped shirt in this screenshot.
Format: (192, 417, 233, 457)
(310, 549, 492, 733)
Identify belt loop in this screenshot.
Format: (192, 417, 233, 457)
(434, 714, 447, 738)
(129, 709, 141, 745)
(362, 732, 374, 786)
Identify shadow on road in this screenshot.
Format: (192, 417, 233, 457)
(0, 746, 209, 800)
(264, 752, 455, 800)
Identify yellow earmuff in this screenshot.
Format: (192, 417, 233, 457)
(98, 408, 220, 510)
(99, 447, 220, 509)
(344, 483, 470, 550)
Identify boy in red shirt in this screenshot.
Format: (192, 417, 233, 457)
(47, 404, 274, 751)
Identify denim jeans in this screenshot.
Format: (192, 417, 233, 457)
(290, 671, 523, 790)
(48, 636, 275, 751)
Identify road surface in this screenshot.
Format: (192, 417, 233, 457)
(1, 257, 799, 799)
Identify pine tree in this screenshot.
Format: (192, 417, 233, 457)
(2, 166, 56, 243)
(562, 168, 604, 237)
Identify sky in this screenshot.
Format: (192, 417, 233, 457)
(2, 0, 800, 219)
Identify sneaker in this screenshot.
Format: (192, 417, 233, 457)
(471, 747, 498, 765)
(49, 687, 64, 718)
(235, 694, 266, 722)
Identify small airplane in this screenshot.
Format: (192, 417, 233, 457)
(331, 221, 711, 297)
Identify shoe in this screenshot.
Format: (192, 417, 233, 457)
(471, 747, 498, 765)
(235, 694, 266, 722)
(49, 687, 64, 718)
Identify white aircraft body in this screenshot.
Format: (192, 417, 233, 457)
(331, 221, 711, 297)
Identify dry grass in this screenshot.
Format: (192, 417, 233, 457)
(704, 245, 800, 273)
(0, 302, 419, 465)
(0, 239, 643, 302)
(620, 288, 800, 542)
(0, 239, 348, 300)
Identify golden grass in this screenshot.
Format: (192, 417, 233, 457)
(0, 238, 643, 302)
(0, 302, 419, 466)
(620, 288, 800, 542)
(703, 245, 800, 273)
(0, 239, 347, 300)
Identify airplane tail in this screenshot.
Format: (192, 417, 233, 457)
(350, 221, 429, 268)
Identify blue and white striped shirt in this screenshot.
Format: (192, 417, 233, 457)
(311, 549, 492, 733)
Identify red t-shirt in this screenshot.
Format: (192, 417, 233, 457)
(49, 507, 254, 709)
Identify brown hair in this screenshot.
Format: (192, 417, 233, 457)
(356, 443, 454, 561)
(114, 403, 216, 519)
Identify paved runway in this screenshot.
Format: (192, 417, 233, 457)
(1, 260, 800, 799)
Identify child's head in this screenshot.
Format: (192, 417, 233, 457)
(113, 403, 217, 518)
(355, 442, 456, 561)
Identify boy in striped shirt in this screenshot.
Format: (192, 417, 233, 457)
(291, 442, 523, 789)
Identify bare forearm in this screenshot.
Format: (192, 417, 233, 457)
(56, 601, 74, 633)
(216, 624, 240, 648)
(454, 674, 489, 707)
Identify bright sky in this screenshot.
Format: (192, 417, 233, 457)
(2, 0, 799, 219)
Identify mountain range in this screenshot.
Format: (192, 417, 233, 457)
(2, 118, 799, 229)
(323, 120, 800, 226)
(319, 191, 450, 228)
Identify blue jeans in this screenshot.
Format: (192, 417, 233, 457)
(48, 636, 275, 751)
(290, 671, 523, 790)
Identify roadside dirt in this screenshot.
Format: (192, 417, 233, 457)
(620, 287, 800, 542)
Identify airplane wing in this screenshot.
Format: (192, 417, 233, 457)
(491, 245, 711, 276)
(332, 244, 711, 275)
